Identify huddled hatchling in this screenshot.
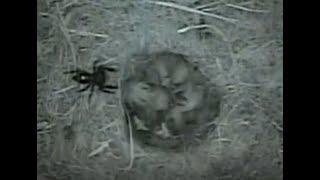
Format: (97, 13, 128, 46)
(121, 52, 221, 149)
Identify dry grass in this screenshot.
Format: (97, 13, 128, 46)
(37, 0, 283, 179)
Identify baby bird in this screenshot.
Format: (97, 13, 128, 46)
(122, 79, 173, 130)
(124, 81, 172, 111)
(147, 52, 191, 88)
(165, 84, 221, 136)
(173, 82, 205, 112)
(122, 51, 222, 149)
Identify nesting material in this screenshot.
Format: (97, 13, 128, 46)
(121, 52, 221, 150)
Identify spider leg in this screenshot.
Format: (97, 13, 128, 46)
(93, 59, 103, 72)
(101, 89, 116, 94)
(64, 70, 78, 74)
(78, 84, 91, 92)
(102, 66, 117, 72)
(99, 85, 116, 93)
(88, 85, 95, 104)
(104, 85, 118, 89)
(64, 68, 84, 74)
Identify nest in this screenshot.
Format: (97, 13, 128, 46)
(120, 51, 222, 151)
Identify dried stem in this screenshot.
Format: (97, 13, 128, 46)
(68, 29, 109, 39)
(177, 24, 227, 41)
(225, 3, 269, 13)
(117, 69, 135, 171)
(146, 1, 238, 24)
(37, 77, 47, 83)
(195, 1, 223, 10)
(53, 85, 77, 95)
(119, 111, 134, 171)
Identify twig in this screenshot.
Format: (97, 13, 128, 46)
(37, 77, 47, 83)
(68, 29, 109, 39)
(117, 70, 135, 171)
(238, 82, 263, 87)
(39, 12, 49, 17)
(106, 152, 121, 159)
(88, 140, 113, 157)
(249, 98, 264, 111)
(99, 57, 118, 65)
(177, 24, 227, 41)
(272, 121, 283, 132)
(119, 110, 135, 171)
(146, 1, 238, 24)
(195, 1, 223, 10)
(61, 1, 81, 10)
(53, 85, 77, 95)
(225, 3, 269, 13)
(37, 121, 55, 131)
(177, 24, 209, 33)
(201, 7, 220, 12)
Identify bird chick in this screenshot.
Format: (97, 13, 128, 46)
(165, 84, 221, 136)
(170, 58, 191, 87)
(126, 82, 172, 111)
(122, 80, 173, 130)
(173, 82, 205, 112)
(165, 106, 198, 136)
(151, 86, 173, 111)
(148, 52, 191, 87)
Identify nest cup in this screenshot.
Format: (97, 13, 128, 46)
(120, 51, 222, 151)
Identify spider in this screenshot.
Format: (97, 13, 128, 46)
(64, 60, 118, 103)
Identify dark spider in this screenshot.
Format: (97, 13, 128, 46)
(64, 60, 118, 103)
